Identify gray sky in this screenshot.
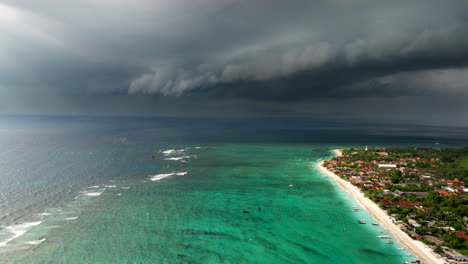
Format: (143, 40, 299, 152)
(0, 0, 467, 126)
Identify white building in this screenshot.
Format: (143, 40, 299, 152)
(378, 164, 397, 169)
(444, 187, 456, 193)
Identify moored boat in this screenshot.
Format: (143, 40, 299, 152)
(377, 235, 390, 239)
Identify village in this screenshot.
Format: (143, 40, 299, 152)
(323, 147, 468, 262)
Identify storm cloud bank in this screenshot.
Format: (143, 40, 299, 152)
(0, 0, 467, 125)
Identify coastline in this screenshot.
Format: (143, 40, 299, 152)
(318, 149, 445, 264)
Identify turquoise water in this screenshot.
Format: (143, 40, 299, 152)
(2, 116, 463, 263)
(0, 144, 417, 263)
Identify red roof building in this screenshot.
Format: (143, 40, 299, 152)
(456, 232, 468, 240)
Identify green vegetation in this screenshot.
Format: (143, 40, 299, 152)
(458, 249, 468, 256)
(457, 155, 468, 170)
(324, 147, 468, 256)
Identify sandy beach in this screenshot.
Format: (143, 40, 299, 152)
(318, 149, 445, 264)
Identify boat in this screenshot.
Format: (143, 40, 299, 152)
(386, 240, 394, 244)
(352, 206, 358, 211)
(377, 235, 390, 239)
(372, 222, 379, 226)
(377, 230, 383, 233)
(358, 219, 366, 224)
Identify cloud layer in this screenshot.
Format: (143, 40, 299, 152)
(0, 0, 467, 125)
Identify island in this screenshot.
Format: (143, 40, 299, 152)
(319, 147, 468, 264)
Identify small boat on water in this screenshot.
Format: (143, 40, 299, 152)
(386, 240, 394, 244)
(377, 235, 390, 239)
(352, 206, 358, 211)
(372, 222, 379, 226)
(377, 230, 383, 233)
(358, 219, 366, 224)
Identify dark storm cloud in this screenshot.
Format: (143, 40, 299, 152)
(123, 0, 468, 98)
(0, 0, 467, 125)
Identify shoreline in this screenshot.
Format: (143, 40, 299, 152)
(318, 149, 444, 264)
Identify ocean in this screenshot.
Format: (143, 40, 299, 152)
(0, 116, 466, 263)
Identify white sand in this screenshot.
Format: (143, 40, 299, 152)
(318, 149, 445, 264)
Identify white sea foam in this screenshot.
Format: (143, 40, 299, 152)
(104, 185, 117, 188)
(149, 173, 174, 181)
(84, 191, 103, 197)
(25, 239, 46, 245)
(164, 155, 191, 161)
(65, 217, 78, 221)
(0, 221, 42, 247)
(41, 225, 60, 230)
(149, 172, 187, 181)
(161, 149, 186, 156)
(164, 155, 197, 162)
(36, 212, 52, 216)
(161, 149, 176, 155)
(121, 187, 131, 189)
(88, 185, 100, 188)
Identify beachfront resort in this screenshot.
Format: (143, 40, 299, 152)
(323, 147, 468, 263)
